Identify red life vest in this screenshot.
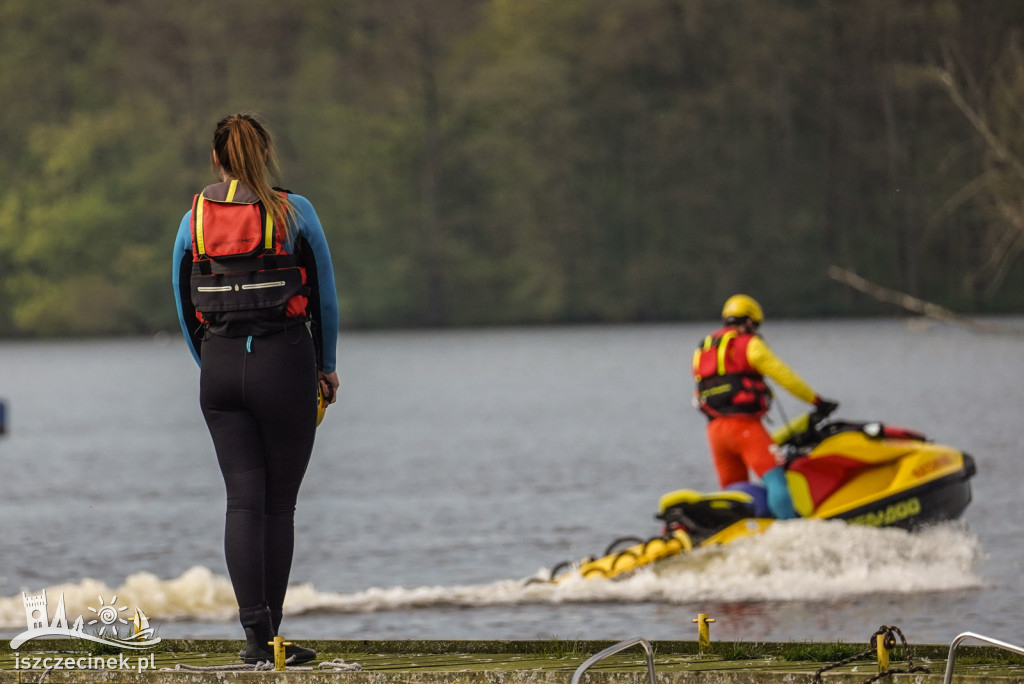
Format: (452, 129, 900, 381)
(693, 327, 772, 418)
(189, 180, 308, 326)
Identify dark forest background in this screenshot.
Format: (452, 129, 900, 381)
(3, 0, 1024, 336)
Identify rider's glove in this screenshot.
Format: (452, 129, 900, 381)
(813, 396, 839, 415)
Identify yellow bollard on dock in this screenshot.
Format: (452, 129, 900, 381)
(692, 613, 716, 653)
(876, 633, 890, 672)
(268, 636, 293, 671)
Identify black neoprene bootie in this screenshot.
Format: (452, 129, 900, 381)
(269, 607, 317, 665)
(238, 606, 275, 664)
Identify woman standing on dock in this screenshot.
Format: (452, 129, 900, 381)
(172, 113, 339, 664)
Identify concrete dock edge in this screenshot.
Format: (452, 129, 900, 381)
(1, 639, 1022, 683)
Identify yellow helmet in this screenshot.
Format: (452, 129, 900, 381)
(316, 383, 327, 427)
(722, 294, 763, 324)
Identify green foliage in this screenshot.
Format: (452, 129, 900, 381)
(0, 98, 190, 335)
(1, 0, 1023, 336)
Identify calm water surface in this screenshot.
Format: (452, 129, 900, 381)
(0, 320, 1022, 646)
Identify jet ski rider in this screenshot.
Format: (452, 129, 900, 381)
(692, 294, 838, 519)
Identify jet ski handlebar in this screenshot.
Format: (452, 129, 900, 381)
(772, 401, 840, 450)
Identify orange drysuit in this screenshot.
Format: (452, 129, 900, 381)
(693, 327, 819, 487)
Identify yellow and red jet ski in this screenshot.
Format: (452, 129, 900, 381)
(543, 405, 976, 582)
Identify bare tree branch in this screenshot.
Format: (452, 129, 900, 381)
(827, 266, 1003, 333)
(933, 54, 1024, 182)
(937, 66, 1024, 183)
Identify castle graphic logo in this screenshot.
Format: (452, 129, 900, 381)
(11, 590, 161, 650)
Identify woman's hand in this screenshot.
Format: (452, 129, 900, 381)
(319, 371, 340, 404)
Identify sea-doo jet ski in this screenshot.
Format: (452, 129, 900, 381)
(540, 405, 976, 582)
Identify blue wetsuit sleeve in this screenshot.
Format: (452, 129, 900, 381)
(171, 210, 202, 366)
(290, 195, 339, 373)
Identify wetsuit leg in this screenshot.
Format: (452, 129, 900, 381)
(728, 417, 794, 518)
(707, 416, 751, 487)
(200, 327, 317, 613)
(245, 327, 317, 616)
(708, 415, 794, 518)
(732, 417, 781, 479)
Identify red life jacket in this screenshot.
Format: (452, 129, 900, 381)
(189, 180, 308, 326)
(692, 327, 772, 418)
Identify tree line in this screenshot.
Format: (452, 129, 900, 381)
(1, 0, 1023, 336)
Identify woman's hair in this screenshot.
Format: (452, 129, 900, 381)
(212, 113, 292, 237)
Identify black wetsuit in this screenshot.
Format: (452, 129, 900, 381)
(199, 326, 318, 615)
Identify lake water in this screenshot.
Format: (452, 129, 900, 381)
(0, 319, 1022, 647)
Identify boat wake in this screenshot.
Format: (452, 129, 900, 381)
(0, 520, 982, 630)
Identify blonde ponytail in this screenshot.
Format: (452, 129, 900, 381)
(212, 114, 293, 239)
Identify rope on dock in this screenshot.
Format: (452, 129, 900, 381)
(812, 625, 929, 684)
(163, 657, 362, 672)
(166, 660, 277, 671)
(318, 658, 363, 670)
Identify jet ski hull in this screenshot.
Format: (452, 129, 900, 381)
(827, 454, 975, 530)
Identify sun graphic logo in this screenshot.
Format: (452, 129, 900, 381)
(86, 596, 129, 638)
(10, 589, 161, 650)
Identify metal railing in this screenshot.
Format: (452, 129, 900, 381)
(943, 632, 1024, 684)
(571, 637, 656, 684)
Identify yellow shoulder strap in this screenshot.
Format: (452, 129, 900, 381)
(715, 330, 738, 375)
(692, 336, 713, 378)
(264, 211, 275, 250)
(194, 196, 207, 256)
